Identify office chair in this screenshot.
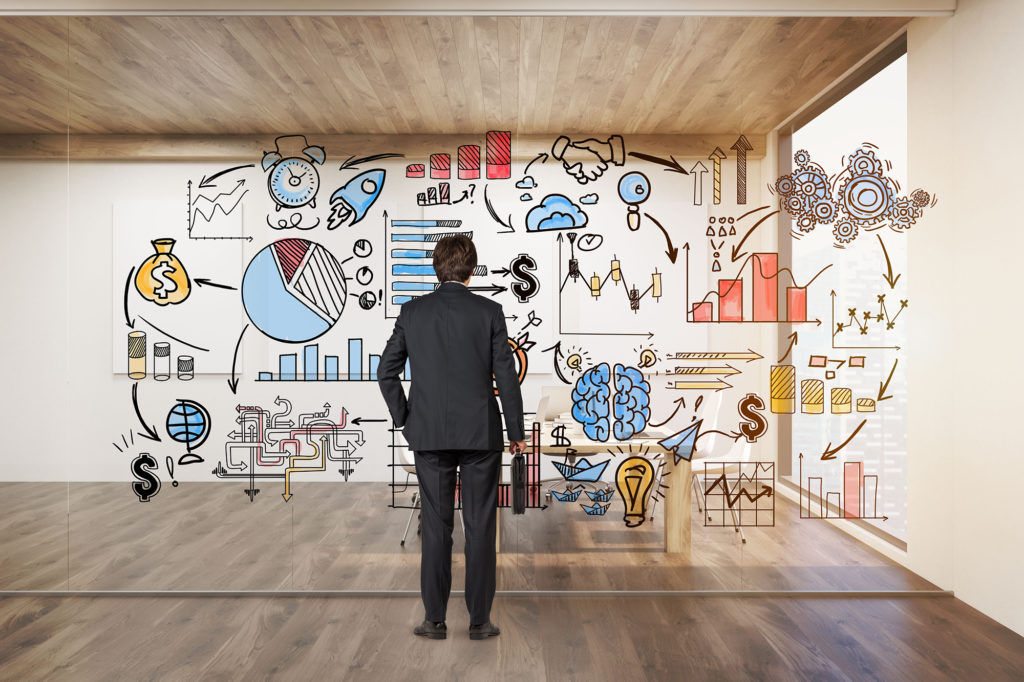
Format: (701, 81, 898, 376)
(397, 443, 464, 547)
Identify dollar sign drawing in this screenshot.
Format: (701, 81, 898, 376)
(151, 261, 179, 300)
(552, 424, 572, 446)
(131, 453, 161, 502)
(737, 393, 768, 443)
(509, 253, 539, 304)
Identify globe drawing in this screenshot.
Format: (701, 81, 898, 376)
(242, 238, 347, 343)
(166, 400, 210, 451)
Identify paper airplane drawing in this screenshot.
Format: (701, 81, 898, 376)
(658, 419, 703, 464)
(551, 487, 584, 503)
(553, 457, 610, 482)
(580, 502, 611, 516)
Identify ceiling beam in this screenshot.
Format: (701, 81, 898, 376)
(0, 1, 955, 17)
(0, 133, 766, 161)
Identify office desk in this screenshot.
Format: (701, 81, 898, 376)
(539, 433, 691, 554)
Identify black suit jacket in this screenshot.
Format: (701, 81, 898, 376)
(377, 281, 525, 451)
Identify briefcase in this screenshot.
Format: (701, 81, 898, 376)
(511, 443, 526, 515)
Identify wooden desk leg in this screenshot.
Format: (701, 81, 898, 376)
(664, 458, 692, 554)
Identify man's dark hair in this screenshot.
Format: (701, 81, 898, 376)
(432, 234, 478, 283)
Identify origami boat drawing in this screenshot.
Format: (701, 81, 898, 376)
(580, 502, 611, 516)
(551, 487, 584, 503)
(553, 457, 610, 482)
(585, 488, 614, 502)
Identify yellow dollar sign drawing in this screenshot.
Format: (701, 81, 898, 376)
(135, 238, 191, 306)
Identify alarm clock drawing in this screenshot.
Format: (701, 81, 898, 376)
(261, 135, 326, 211)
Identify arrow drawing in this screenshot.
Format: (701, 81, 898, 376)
(541, 341, 572, 385)
(689, 161, 708, 205)
(730, 135, 753, 205)
(669, 378, 733, 392)
(123, 267, 135, 328)
(877, 358, 898, 402)
(644, 212, 678, 263)
(731, 207, 778, 262)
(703, 474, 773, 508)
(649, 396, 686, 428)
(709, 147, 726, 205)
(484, 184, 513, 233)
(778, 331, 798, 363)
(227, 324, 248, 394)
(194, 278, 237, 291)
(878, 235, 902, 289)
(666, 350, 763, 363)
(524, 152, 548, 174)
(668, 365, 740, 376)
(820, 419, 867, 461)
(468, 284, 507, 297)
(627, 151, 690, 175)
(132, 383, 161, 442)
(197, 163, 254, 189)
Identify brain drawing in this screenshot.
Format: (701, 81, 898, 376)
(613, 364, 651, 440)
(572, 363, 611, 441)
(571, 362, 651, 442)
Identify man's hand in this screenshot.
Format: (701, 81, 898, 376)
(510, 440, 528, 455)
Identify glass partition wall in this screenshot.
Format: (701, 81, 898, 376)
(0, 14, 939, 594)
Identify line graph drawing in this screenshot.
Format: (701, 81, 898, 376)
(701, 461, 775, 527)
(186, 179, 252, 241)
(687, 247, 831, 324)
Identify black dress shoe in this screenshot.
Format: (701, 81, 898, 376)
(414, 620, 447, 640)
(469, 621, 500, 640)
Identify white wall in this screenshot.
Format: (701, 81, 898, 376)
(0, 143, 766, 486)
(907, 0, 1024, 635)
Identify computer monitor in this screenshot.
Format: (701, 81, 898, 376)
(536, 385, 574, 421)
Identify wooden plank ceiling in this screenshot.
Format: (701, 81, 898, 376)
(0, 14, 908, 135)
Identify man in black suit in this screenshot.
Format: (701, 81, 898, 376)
(378, 235, 526, 641)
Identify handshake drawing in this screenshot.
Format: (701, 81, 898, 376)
(551, 134, 626, 184)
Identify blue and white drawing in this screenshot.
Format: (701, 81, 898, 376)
(572, 363, 611, 441)
(241, 238, 347, 343)
(525, 194, 589, 233)
(612, 363, 651, 440)
(580, 502, 611, 516)
(579, 193, 599, 205)
(553, 458, 610, 482)
(551, 486, 584, 503)
(262, 135, 326, 211)
(585, 488, 614, 502)
(516, 176, 536, 189)
(328, 169, 386, 229)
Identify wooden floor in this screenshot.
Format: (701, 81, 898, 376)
(0, 482, 936, 592)
(0, 594, 1021, 680)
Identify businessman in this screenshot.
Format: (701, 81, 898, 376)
(378, 235, 525, 641)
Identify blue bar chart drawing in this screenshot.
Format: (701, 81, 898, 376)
(386, 217, 488, 316)
(257, 340, 411, 382)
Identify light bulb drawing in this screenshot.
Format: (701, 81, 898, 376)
(615, 456, 655, 527)
(618, 171, 651, 231)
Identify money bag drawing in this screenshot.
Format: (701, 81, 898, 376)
(135, 238, 191, 305)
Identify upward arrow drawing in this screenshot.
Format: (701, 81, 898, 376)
(730, 135, 753, 205)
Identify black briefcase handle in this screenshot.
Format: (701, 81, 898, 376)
(511, 443, 526, 515)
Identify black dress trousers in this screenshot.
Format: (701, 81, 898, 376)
(414, 449, 500, 625)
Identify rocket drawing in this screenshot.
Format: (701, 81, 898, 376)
(327, 169, 386, 229)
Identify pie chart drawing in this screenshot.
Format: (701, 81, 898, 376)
(242, 238, 347, 343)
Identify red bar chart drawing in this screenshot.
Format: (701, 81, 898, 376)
(688, 252, 831, 324)
(430, 153, 450, 179)
(458, 144, 480, 180)
(751, 253, 778, 321)
(799, 454, 885, 520)
(486, 130, 512, 179)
